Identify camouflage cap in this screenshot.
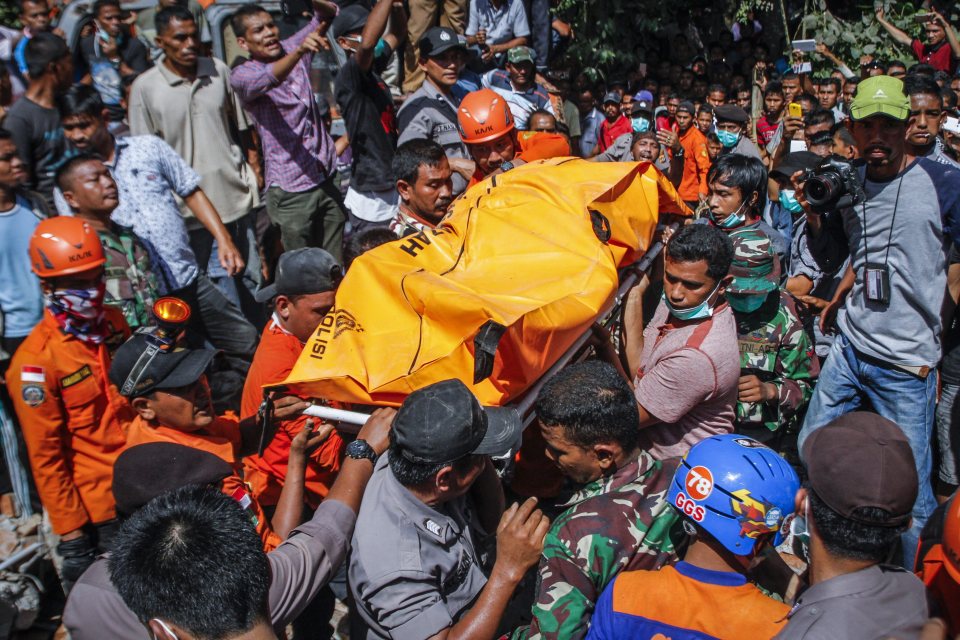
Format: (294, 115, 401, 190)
(727, 228, 780, 296)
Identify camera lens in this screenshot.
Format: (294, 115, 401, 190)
(804, 175, 838, 207)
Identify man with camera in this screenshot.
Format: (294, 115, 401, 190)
(793, 75, 960, 568)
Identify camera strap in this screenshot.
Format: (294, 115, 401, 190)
(859, 175, 904, 271)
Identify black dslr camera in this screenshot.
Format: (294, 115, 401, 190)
(802, 156, 864, 213)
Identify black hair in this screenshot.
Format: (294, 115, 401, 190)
(888, 59, 907, 70)
(935, 70, 951, 86)
(0, 130, 12, 143)
(529, 108, 555, 121)
(392, 138, 447, 185)
(804, 108, 835, 129)
(830, 122, 855, 146)
(707, 153, 768, 217)
(904, 73, 942, 101)
(631, 129, 658, 146)
(808, 489, 907, 563)
(707, 83, 726, 96)
(58, 82, 104, 120)
(844, 77, 860, 88)
(763, 81, 783, 98)
(24, 31, 69, 78)
(343, 227, 396, 270)
(781, 71, 798, 82)
(820, 77, 841, 93)
(665, 223, 734, 282)
(155, 5, 195, 36)
(55, 152, 104, 193)
(388, 432, 476, 487)
(19, 0, 46, 12)
(698, 103, 714, 115)
(907, 62, 937, 77)
(943, 88, 957, 111)
(535, 361, 640, 451)
(797, 92, 818, 110)
(108, 485, 271, 638)
(93, 0, 121, 18)
(231, 4, 269, 39)
(706, 131, 720, 143)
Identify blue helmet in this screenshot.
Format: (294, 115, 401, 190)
(667, 434, 800, 556)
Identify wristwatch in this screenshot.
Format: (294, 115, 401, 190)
(499, 160, 515, 172)
(346, 439, 378, 463)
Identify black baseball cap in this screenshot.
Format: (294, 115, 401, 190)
(802, 412, 918, 527)
(113, 443, 233, 516)
(631, 99, 654, 117)
(676, 100, 696, 115)
(392, 379, 522, 464)
(109, 334, 216, 398)
(330, 4, 368, 39)
(714, 103, 749, 124)
(254, 248, 342, 303)
(770, 151, 821, 180)
(419, 26, 467, 58)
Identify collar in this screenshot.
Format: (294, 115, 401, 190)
(269, 312, 296, 338)
(674, 561, 748, 587)
(557, 450, 658, 509)
(789, 564, 889, 615)
(423, 78, 459, 109)
(397, 204, 439, 230)
(156, 56, 217, 86)
(381, 452, 467, 545)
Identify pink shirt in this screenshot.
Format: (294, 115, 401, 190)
(634, 301, 739, 460)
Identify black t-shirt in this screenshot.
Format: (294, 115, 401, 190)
(2, 97, 67, 207)
(77, 34, 151, 121)
(334, 47, 397, 192)
(942, 246, 960, 384)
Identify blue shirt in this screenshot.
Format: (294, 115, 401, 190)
(466, 0, 530, 45)
(0, 196, 43, 338)
(580, 108, 604, 157)
(13, 34, 29, 76)
(482, 70, 555, 130)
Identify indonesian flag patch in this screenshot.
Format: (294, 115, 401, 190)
(20, 366, 45, 383)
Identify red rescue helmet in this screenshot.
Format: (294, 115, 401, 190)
(458, 88, 515, 144)
(29, 216, 106, 278)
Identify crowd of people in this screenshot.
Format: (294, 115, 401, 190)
(1, 0, 960, 638)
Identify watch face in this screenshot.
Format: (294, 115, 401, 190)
(348, 440, 374, 459)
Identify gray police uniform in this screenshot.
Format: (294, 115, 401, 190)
(397, 79, 470, 195)
(774, 564, 928, 640)
(349, 453, 490, 639)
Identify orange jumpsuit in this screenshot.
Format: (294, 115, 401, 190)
(677, 125, 711, 203)
(124, 414, 283, 551)
(467, 131, 571, 188)
(5, 308, 131, 535)
(241, 316, 344, 510)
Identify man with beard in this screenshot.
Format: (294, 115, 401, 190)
(390, 139, 454, 236)
(795, 75, 960, 569)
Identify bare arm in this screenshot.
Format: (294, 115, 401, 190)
(355, 0, 395, 73)
(934, 10, 960, 59)
(428, 499, 549, 640)
(270, 420, 335, 539)
(182, 189, 245, 276)
(876, 7, 914, 47)
(325, 408, 394, 513)
(238, 396, 309, 457)
(621, 277, 650, 377)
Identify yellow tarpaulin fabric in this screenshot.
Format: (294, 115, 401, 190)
(281, 158, 691, 406)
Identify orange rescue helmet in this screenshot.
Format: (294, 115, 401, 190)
(944, 492, 960, 583)
(458, 88, 515, 144)
(29, 216, 106, 279)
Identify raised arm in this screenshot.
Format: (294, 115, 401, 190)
(875, 6, 914, 47)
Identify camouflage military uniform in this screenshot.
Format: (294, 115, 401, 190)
(96, 223, 159, 329)
(735, 287, 818, 431)
(511, 451, 683, 640)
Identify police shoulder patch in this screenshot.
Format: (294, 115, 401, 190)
(21, 384, 46, 407)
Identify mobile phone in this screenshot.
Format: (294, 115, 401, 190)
(788, 102, 803, 118)
(945, 116, 960, 134)
(793, 39, 817, 52)
(914, 13, 933, 23)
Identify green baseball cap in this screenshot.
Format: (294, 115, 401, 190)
(727, 228, 780, 296)
(507, 46, 536, 65)
(850, 75, 910, 121)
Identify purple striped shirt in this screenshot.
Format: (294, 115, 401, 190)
(230, 17, 337, 193)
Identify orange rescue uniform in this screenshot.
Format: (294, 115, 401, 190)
(467, 131, 571, 189)
(677, 125, 711, 203)
(241, 316, 345, 510)
(124, 414, 283, 551)
(5, 308, 131, 535)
